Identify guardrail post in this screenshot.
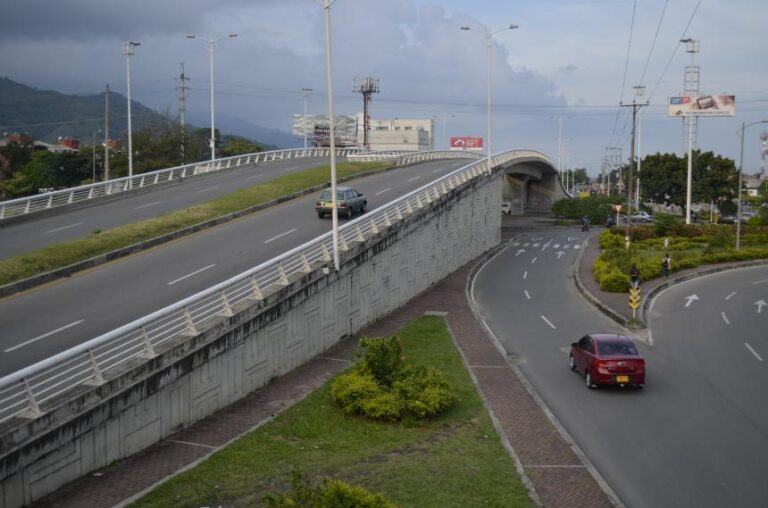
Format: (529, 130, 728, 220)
(277, 264, 290, 286)
(0, 205, 5, 219)
(88, 187, 95, 200)
(47, 194, 54, 209)
(355, 225, 365, 242)
(21, 378, 42, 418)
(339, 234, 349, 252)
(67, 191, 74, 204)
(140, 325, 157, 358)
(219, 290, 234, 317)
(415, 195, 424, 209)
(183, 306, 198, 336)
(321, 243, 332, 262)
(383, 210, 392, 227)
(405, 201, 414, 216)
(369, 218, 379, 234)
(395, 207, 404, 221)
(250, 276, 264, 300)
(85, 349, 105, 386)
(300, 253, 312, 273)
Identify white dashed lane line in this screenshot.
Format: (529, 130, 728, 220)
(407, 176, 421, 182)
(197, 186, 220, 193)
(745, 343, 764, 362)
(531, 257, 538, 264)
(264, 228, 298, 244)
(44, 222, 84, 234)
(5, 320, 85, 353)
(375, 188, 391, 196)
(725, 291, 736, 300)
(540, 315, 557, 329)
(523, 271, 528, 280)
(721, 312, 731, 325)
(167, 264, 216, 286)
(134, 201, 162, 210)
(525, 290, 532, 300)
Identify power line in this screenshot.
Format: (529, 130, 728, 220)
(638, 0, 669, 86)
(607, 0, 638, 151)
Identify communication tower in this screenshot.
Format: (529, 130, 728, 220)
(353, 77, 380, 149)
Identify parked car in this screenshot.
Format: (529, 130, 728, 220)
(716, 214, 748, 224)
(630, 211, 653, 223)
(569, 334, 645, 389)
(315, 186, 367, 219)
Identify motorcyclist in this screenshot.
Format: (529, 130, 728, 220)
(581, 215, 591, 231)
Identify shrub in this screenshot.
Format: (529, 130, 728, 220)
(360, 391, 404, 422)
(354, 336, 403, 387)
(263, 471, 397, 508)
(331, 372, 382, 414)
(653, 213, 679, 236)
(598, 267, 631, 292)
(395, 365, 457, 419)
(598, 230, 624, 249)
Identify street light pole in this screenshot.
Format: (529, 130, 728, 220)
(461, 23, 518, 175)
(187, 33, 238, 162)
(737, 119, 768, 250)
(314, 0, 340, 271)
(302, 87, 313, 149)
(123, 41, 140, 179)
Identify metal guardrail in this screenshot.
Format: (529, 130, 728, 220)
(0, 147, 363, 221)
(0, 149, 551, 424)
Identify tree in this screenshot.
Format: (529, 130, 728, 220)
(220, 136, 264, 157)
(0, 150, 90, 198)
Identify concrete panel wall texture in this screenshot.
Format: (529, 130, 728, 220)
(0, 172, 502, 507)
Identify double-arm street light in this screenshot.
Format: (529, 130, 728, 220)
(123, 41, 140, 179)
(736, 119, 768, 249)
(186, 32, 238, 162)
(461, 23, 518, 175)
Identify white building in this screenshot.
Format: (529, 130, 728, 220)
(356, 113, 434, 151)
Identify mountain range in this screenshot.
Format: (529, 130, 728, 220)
(0, 77, 296, 149)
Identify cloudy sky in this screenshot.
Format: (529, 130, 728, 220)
(1, 0, 766, 176)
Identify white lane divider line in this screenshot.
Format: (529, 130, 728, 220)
(283, 165, 300, 171)
(523, 243, 530, 247)
(540, 315, 557, 329)
(407, 176, 421, 182)
(246, 174, 262, 180)
(573, 244, 581, 250)
(167, 264, 216, 286)
(553, 244, 560, 249)
(375, 188, 392, 196)
(531, 257, 538, 264)
(44, 222, 84, 234)
(134, 201, 162, 210)
(523, 271, 528, 280)
(525, 290, 532, 300)
(432, 168, 445, 173)
(721, 312, 731, 325)
(563, 244, 571, 249)
(512, 242, 520, 246)
(197, 185, 220, 193)
(725, 291, 737, 301)
(752, 278, 768, 286)
(745, 343, 764, 362)
(532, 243, 540, 247)
(264, 228, 298, 244)
(5, 320, 85, 353)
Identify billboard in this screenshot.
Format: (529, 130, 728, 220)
(668, 95, 735, 117)
(450, 136, 484, 150)
(292, 114, 358, 146)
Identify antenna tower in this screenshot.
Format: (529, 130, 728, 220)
(353, 77, 380, 149)
(177, 63, 189, 164)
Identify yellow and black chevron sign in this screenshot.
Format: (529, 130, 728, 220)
(629, 288, 641, 310)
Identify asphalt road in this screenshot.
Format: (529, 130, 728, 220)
(0, 156, 334, 259)
(0, 158, 471, 376)
(472, 231, 768, 508)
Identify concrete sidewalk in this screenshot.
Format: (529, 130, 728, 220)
(34, 224, 620, 508)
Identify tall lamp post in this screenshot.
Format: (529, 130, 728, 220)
(186, 32, 238, 162)
(737, 119, 768, 250)
(461, 23, 518, 175)
(92, 129, 102, 182)
(123, 41, 140, 179)
(302, 87, 314, 149)
(313, 0, 340, 271)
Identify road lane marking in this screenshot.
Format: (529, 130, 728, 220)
(375, 188, 391, 196)
(512, 242, 520, 246)
(167, 264, 216, 286)
(246, 174, 262, 180)
(523, 243, 530, 247)
(755, 300, 767, 314)
(725, 291, 736, 301)
(532, 243, 540, 247)
(44, 222, 84, 234)
(524, 290, 531, 300)
(541, 240, 552, 251)
(197, 185, 220, 193)
(745, 343, 764, 362)
(5, 320, 85, 353)
(407, 176, 421, 182)
(684, 294, 700, 307)
(721, 312, 730, 325)
(563, 244, 570, 249)
(432, 168, 444, 173)
(283, 165, 300, 171)
(553, 244, 560, 248)
(573, 244, 581, 249)
(556, 251, 565, 259)
(540, 315, 556, 329)
(523, 271, 528, 280)
(134, 201, 162, 210)
(753, 278, 768, 286)
(264, 228, 298, 244)
(531, 257, 538, 264)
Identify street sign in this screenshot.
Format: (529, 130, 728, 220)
(629, 288, 641, 310)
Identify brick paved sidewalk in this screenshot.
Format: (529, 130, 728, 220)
(34, 243, 617, 508)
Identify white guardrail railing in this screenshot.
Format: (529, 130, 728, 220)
(0, 147, 364, 221)
(0, 149, 544, 424)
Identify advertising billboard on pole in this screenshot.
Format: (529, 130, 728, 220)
(449, 136, 484, 150)
(668, 95, 735, 117)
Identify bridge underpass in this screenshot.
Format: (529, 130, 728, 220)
(498, 154, 563, 214)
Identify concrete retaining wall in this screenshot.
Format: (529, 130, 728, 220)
(0, 172, 502, 507)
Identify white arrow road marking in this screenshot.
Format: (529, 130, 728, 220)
(725, 291, 736, 301)
(556, 251, 565, 259)
(567, 236, 576, 242)
(375, 188, 391, 196)
(134, 201, 162, 210)
(524, 290, 532, 300)
(532, 243, 540, 247)
(745, 343, 764, 362)
(5, 320, 85, 353)
(540, 315, 556, 329)
(265, 228, 298, 244)
(541, 240, 552, 251)
(755, 300, 767, 314)
(523, 271, 528, 280)
(684, 294, 700, 308)
(515, 249, 526, 256)
(531, 257, 538, 264)
(721, 312, 731, 325)
(45, 222, 84, 234)
(168, 264, 216, 286)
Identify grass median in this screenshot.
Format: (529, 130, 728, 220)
(130, 316, 534, 508)
(0, 161, 393, 287)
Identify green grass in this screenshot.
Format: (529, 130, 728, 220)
(0, 161, 392, 286)
(129, 316, 534, 508)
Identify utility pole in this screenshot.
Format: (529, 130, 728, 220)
(104, 84, 110, 181)
(353, 77, 380, 149)
(177, 63, 188, 164)
(620, 98, 649, 244)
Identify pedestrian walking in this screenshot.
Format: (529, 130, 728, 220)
(630, 264, 640, 289)
(661, 254, 671, 279)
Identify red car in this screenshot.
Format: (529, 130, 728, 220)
(569, 334, 645, 389)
